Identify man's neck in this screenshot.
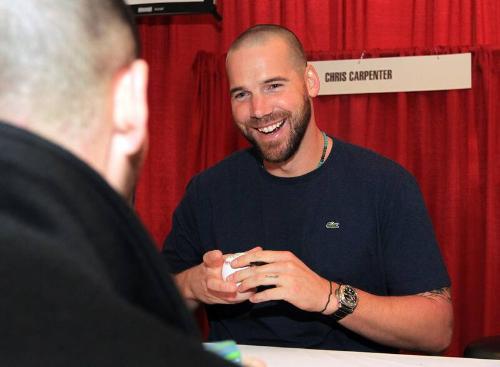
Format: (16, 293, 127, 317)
(263, 126, 331, 177)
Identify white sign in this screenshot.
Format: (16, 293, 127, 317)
(310, 53, 471, 95)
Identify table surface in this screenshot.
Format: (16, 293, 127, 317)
(238, 344, 500, 367)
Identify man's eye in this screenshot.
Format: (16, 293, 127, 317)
(233, 92, 247, 100)
(268, 83, 282, 90)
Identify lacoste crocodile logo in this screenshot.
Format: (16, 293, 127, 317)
(325, 221, 340, 229)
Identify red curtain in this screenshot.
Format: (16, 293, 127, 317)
(135, 0, 500, 357)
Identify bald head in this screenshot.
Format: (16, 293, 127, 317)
(227, 24, 307, 73)
(0, 0, 139, 138)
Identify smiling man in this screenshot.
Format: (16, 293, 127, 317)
(227, 30, 316, 172)
(163, 24, 453, 354)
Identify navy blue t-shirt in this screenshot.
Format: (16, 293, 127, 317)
(163, 138, 450, 353)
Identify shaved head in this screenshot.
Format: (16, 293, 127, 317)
(0, 0, 139, 139)
(227, 24, 307, 74)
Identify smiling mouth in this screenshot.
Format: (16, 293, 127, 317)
(256, 119, 285, 134)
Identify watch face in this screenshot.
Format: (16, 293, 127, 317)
(340, 285, 358, 308)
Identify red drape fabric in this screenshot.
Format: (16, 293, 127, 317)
(135, 0, 500, 357)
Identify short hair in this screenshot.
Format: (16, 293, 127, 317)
(0, 0, 140, 138)
(227, 24, 307, 71)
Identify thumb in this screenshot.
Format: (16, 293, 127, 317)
(203, 249, 224, 268)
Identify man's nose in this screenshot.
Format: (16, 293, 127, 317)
(250, 94, 271, 119)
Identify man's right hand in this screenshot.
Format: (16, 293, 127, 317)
(175, 249, 259, 306)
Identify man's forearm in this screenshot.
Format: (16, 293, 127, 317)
(328, 285, 453, 353)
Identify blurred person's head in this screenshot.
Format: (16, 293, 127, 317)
(0, 0, 148, 198)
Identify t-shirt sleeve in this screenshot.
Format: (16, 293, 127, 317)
(162, 176, 206, 274)
(381, 170, 451, 295)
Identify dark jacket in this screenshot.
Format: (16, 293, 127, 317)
(0, 121, 230, 366)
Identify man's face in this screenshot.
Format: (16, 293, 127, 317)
(226, 37, 311, 163)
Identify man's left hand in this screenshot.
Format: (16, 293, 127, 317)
(227, 250, 331, 312)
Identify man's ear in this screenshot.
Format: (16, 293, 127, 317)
(112, 59, 149, 157)
(305, 64, 320, 97)
(105, 59, 149, 198)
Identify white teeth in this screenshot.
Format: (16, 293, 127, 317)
(257, 120, 285, 134)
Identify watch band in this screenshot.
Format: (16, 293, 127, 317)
(331, 303, 352, 321)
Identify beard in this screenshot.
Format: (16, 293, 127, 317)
(240, 95, 312, 164)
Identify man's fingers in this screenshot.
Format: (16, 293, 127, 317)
(249, 285, 284, 303)
(232, 250, 294, 268)
(206, 277, 257, 304)
(247, 246, 263, 253)
(207, 277, 238, 293)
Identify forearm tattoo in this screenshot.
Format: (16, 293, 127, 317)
(418, 287, 452, 303)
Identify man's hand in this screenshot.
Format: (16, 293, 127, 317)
(176, 248, 261, 306)
(228, 250, 331, 312)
